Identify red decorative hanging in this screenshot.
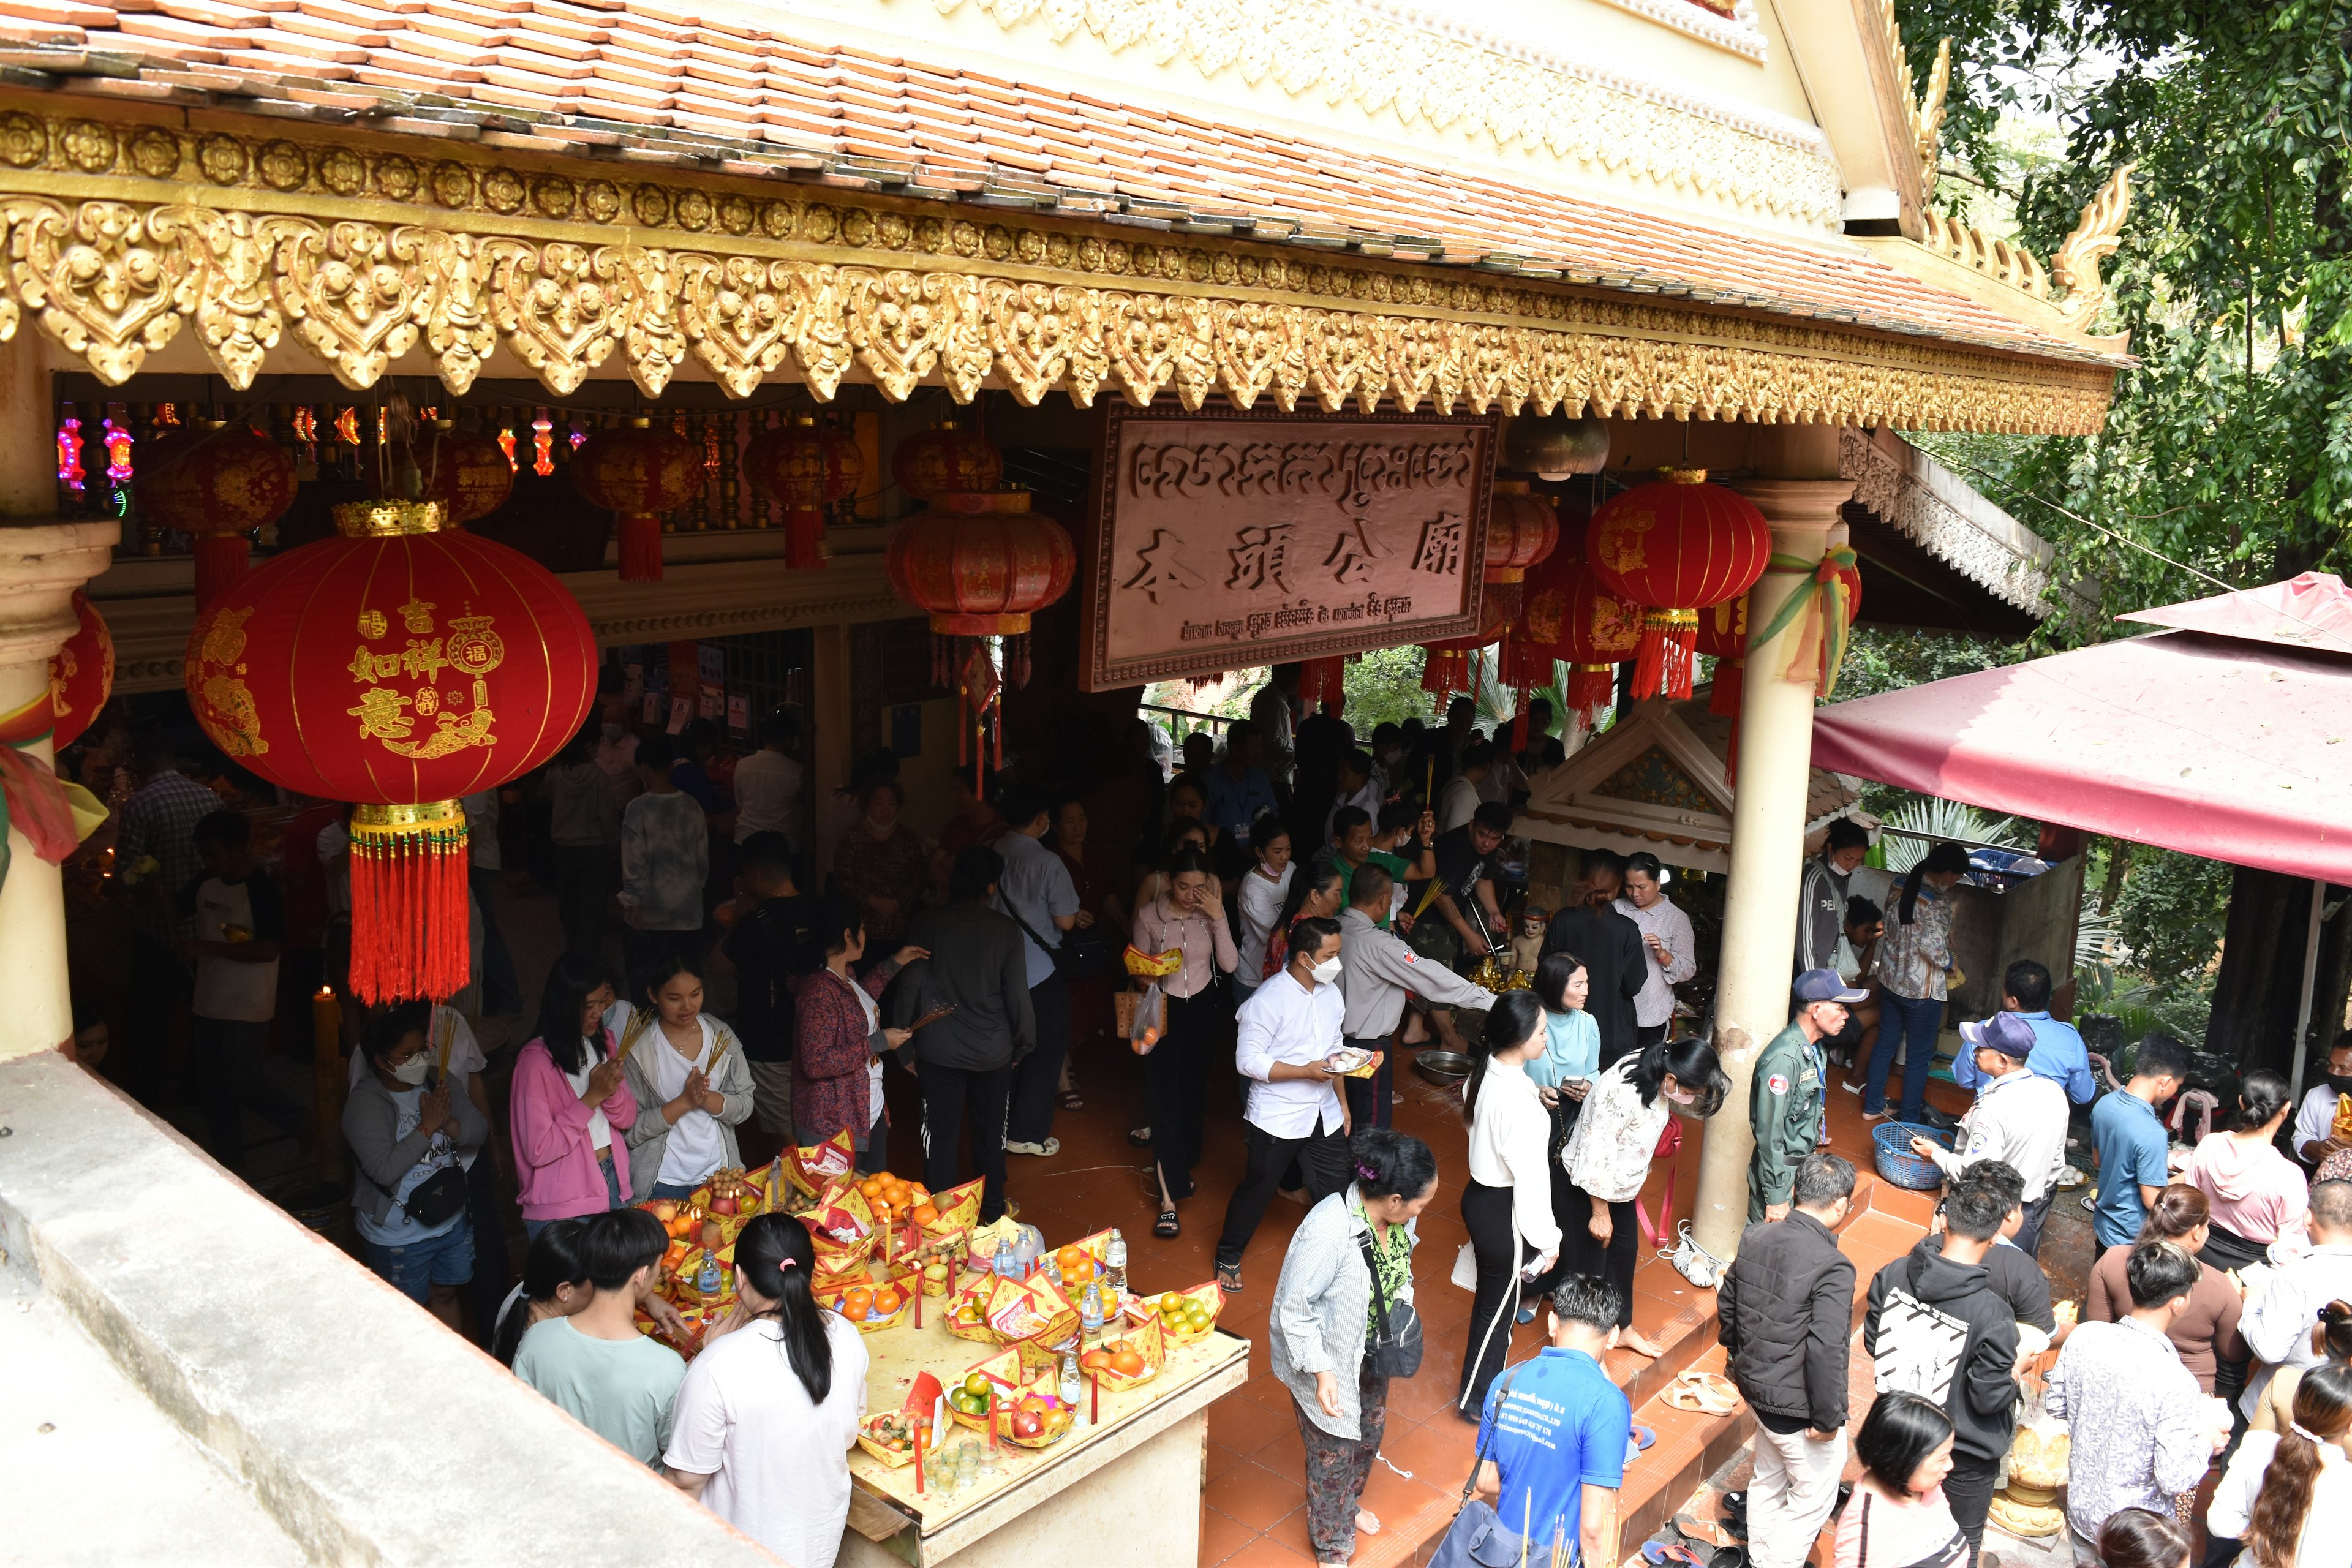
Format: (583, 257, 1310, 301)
(413, 420, 514, 526)
(1586, 468, 1770, 700)
(48, 589, 113, 749)
(892, 420, 1005, 502)
(1546, 538, 1642, 724)
(745, 413, 864, 570)
(1420, 594, 1512, 712)
(137, 421, 297, 610)
(1298, 657, 1348, 711)
(1697, 597, 1748, 718)
(1483, 481, 1560, 626)
(570, 418, 704, 582)
(183, 500, 597, 1001)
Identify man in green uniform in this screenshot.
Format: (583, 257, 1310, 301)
(1751, 969, 1869, 1222)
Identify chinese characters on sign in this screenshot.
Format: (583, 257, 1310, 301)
(1084, 406, 1498, 689)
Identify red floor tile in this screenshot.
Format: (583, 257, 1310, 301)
(1207, 1458, 1308, 1531)
(1221, 1536, 1311, 1568)
(1200, 1504, 1260, 1566)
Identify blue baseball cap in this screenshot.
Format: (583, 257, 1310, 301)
(1793, 968, 1869, 1004)
(1960, 1012, 2037, 1059)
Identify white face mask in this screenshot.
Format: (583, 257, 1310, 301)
(1311, 956, 1343, 984)
(390, 1054, 431, 1086)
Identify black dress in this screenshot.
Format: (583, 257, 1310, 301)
(1542, 903, 1648, 1066)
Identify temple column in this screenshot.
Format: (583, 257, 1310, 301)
(1691, 430, 1854, 1259)
(0, 329, 119, 1060)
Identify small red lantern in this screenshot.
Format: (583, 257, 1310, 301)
(137, 421, 297, 610)
(745, 414, 864, 571)
(1586, 468, 1770, 700)
(1298, 657, 1348, 712)
(1697, 596, 1748, 718)
(1420, 594, 1512, 712)
(1551, 552, 1642, 724)
(885, 491, 1075, 779)
(49, 589, 113, 749)
(184, 499, 597, 1001)
(1483, 481, 1560, 625)
(892, 420, 1004, 502)
(414, 420, 514, 526)
(571, 418, 704, 582)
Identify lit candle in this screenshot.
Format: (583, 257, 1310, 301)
(311, 986, 339, 1054)
(1090, 1369, 1098, 1427)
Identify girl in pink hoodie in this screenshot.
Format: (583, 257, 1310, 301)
(510, 952, 640, 1237)
(2184, 1070, 2309, 1270)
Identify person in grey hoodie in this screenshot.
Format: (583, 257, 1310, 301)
(1795, 820, 1869, 975)
(1270, 1128, 1439, 1568)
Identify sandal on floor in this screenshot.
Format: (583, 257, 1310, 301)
(1662, 1371, 1743, 1417)
(1642, 1545, 1708, 1568)
(1155, 1208, 1180, 1238)
(1217, 1262, 1244, 1294)
(1128, 1126, 1152, 1147)
(1058, 1088, 1085, 1112)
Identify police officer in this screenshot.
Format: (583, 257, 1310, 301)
(1751, 969, 1869, 1222)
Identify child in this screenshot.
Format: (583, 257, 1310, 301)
(186, 810, 306, 1171)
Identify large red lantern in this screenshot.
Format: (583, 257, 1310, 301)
(137, 421, 297, 610)
(49, 589, 113, 749)
(745, 414, 864, 571)
(1483, 481, 1560, 625)
(1551, 551, 1642, 723)
(1586, 468, 1769, 700)
(886, 491, 1074, 778)
(892, 420, 1004, 502)
(184, 500, 597, 1001)
(414, 420, 514, 526)
(571, 418, 704, 583)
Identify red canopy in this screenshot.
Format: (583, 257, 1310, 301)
(1809, 574, 2352, 883)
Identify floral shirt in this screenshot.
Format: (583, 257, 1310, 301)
(1875, 882, 1955, 1002)
(1354, 1196, 1412, 1339)
(2043, 1317, 2211, 1541)
(1559, 1055, 1672, 1203)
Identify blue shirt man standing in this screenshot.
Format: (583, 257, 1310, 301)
(1474, 1275, 1629, 1565)
(1950, 960, 2096, 1103)
(2089, 1035, 2191, 1253)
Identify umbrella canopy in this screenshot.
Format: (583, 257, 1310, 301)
(1809, 574, 2352, 883)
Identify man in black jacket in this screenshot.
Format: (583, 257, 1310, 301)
(1719, 1152, 1858, 1568)
(1542, 850, 1647, 1067)
(1863, 1178, 2021, 1567)
(888, 846, 1033, 1227)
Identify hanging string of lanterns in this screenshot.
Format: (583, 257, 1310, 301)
(745, 413, 863, 571)
(1585, 468, 1770, 701)
(570, 417, 704, 582)
(135, 420, 297, 610)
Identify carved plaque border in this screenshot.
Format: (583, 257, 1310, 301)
(1083, 399, 1500, 690)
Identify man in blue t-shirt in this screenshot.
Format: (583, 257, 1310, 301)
(1474, 1274, 1629, 1565)
(1948, 960, 2098, 1104)
(2089, 1034, 2191, 1253)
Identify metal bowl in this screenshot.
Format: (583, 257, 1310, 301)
(1413, 1050, 1472, 1087)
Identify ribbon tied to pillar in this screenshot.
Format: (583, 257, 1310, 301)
(0, 690, 108, 894)
(1749, 546, 1861, 697)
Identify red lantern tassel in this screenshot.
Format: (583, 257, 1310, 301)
(1632, 609, 1699, 701)
(189, 535, 251, 611)
(784, 508, 826, 571)
(347, 802, 471, 1004)
(617, 513, 665, 582)
(1709, 656, 1744, 718)
(1565, 663, 1615, 723)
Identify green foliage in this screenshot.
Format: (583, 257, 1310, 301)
(1342, 644, 1435, 730)
(2111, 843, 2233, 987)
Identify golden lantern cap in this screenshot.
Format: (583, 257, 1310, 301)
(334, 498, 449, 538)
(1659, 467, 1708, 484)
(625, 415, 652, 429)
(793, 413, 817, 427)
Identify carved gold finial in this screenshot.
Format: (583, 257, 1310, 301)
(1915, 38, 1952, 198)
(2050, 164, 2136, 332)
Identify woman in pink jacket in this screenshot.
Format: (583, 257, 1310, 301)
(510, 952, 640, 1239)
(2184, 1069, 2310, 1270)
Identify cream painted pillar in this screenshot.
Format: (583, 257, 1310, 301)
(1691, 447, 1855, 1259)
(809, 621, 853, 878)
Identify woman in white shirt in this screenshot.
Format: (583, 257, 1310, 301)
(2207, 1362, 2352, 1568)
(610, 951, 756, 1200)
(1558, 1033, 1726, 1357)
(1234, 812, 1295, 1009)
(665, 1213, 869, 1568)
(1457, 990, 1562, 1415)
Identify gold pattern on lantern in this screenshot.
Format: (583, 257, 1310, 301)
(358, 609, 386, 638)
(398, 597, 436, 633)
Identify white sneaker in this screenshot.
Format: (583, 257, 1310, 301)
(1005, 1138, 1061, 1157)
(1841, 1079, 1863, 1095)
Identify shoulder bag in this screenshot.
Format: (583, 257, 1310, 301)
(1006, 902, 1111, 982)
(1355, 1225, 1423, 1379)
(1429, 1364, 1552, 1568)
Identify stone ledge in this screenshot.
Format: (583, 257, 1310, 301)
(0, 1050, 781, 1568)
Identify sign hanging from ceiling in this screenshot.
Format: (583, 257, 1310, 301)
(1081, 404, 1499, 690)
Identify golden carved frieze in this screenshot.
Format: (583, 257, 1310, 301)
(0, 112, 2115, 433)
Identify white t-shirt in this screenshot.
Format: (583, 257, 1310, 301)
(613, 1006, 724, 1188)
(2206, 1430, 2352, 1567)
(2293, 1083, 2343, 1158)
(461, 791, 502, 872)
(192, 876, 279, 1023)
(663, 1314, 871, 1568)
(731, 748, 803, 846)
(1437, 774, 1481, 834)
(848, 981, 885, 1129)
(1236, 862, 1294, 981)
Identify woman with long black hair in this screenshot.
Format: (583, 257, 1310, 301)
(1260, 859, 1344, 984)
(1864, 841, 1969, 1126)
(510, 952, 638, 1239)
(2209, 1360, 2352, 1567)
(1557, 1031, 1727, 1358)
(492, 1218, 592, 1366)
(665, 1213, 869, 1568)
(609, 946, 755, 1200)
(1457, 989, 1562, 1415)
(1132, 844, 1237, 1238)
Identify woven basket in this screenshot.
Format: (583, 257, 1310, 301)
(1872, 1121, 1955, 1190)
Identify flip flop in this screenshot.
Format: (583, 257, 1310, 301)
(1641, 1544, 1707, 1567)
(1154, 1208, 1180, 1238)
(1217, 1262, 1244, 1294)
(1057, 1089, 1085, 1112)
(1662, 1372, 1742, 1416)
(1625, 1425, 1655, 1471)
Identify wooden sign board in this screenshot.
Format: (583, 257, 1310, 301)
(1081, 404, 1499, 690)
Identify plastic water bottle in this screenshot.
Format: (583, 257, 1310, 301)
(1040, 1251, 1063, 1291)
(992, 1235, 1019, 1280)
(1013, 1225, 1042, 1278)
(1080, 1281, 1105, 1346)
(695, 1253, 722, 1310)
(1102, 1229, 1128, 1295)
(1059, 1349, 1082, 1406)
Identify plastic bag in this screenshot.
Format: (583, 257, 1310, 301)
(1128, 981, 1166, 1055)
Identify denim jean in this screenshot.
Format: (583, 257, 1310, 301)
(1868, 990, 1944, 1121)
(362, 1215, 475, 1303)
(522, 1155, 624, 1242)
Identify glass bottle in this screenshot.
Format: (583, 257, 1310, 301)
(1059, 1349, 1082, 1407)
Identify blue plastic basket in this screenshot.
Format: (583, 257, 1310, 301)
(1872, 1121, 1956, 1191)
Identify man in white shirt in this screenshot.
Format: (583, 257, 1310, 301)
(1437, 739, 1493, 833)
(1213, 914, 1351, 1291)
(2240, 1178, 2352, 1420)
(1916, 1012, 2071, 1257)
(994, 783, 1087, 1159)
(2293, 1031, 2352, 1169)
(1336, 864, 1494, 1129)
(186, 810, 305, 1174)
(1615, 852, 1696, 1048)
(1323, 748, 1381, 851)
(729, 709, 805, 851)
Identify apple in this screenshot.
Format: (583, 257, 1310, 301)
(1010, 1411, 1042, 1439)
(711, 1196, 739, 1216)
(701, 1222, 724, 1250)
(650, 1200, 679, 1224)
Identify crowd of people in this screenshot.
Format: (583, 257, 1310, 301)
(84, 660, 2352, 1568)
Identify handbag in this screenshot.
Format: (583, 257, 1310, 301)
(1055, 922, 1115, 979)
(399, 1163, 468, 1228)
(1430, 1364, 1545, 1568)
(1355, 1228, 1423, 1379)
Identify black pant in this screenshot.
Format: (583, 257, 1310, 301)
(1006, 972, 1069, 1145)
(1341, 1033, 1393, 1131)
(1636, 1021, 1668, 1049)
(1459, 1177, 1531, 1414)
(2013, 1191, 2054, 1257)
(1557, 1177, 1639, 1329)
(464, 1148, 510, 1344)
(916, 1059, 1012, 1225)
(1528, 1099, 1585, 1299)
(124, 933, 190, 1104)
(469, 866, 522, 1015)
(1148, 991, 1218, 1199)
(549, 843, 616, 957)
(2199, 1221, 2270, 1272)
(1942, 1449, 2000, 1561)
(1216, 1115, 1350, 1270)
(192, 1016, 308, 1172)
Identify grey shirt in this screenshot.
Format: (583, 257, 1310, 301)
(993, 829, 1079, 989)
(1335, 907, 1493, 1039)
(621, 790, 708, 932)
(344, 1071, 488, 1229)
(1271, 1185, 1415, 1440)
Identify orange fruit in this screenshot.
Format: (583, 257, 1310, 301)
(1158, 1292, 1185, 1314)
(1056, 1245, 1086, 1272)
(874, 1286, 903, 1316)
(843, 1287, 873, 1317)
(858, 1177, 884, 1200)
(1111, 1347, 1146, 1377)
(911, 1203, 940, 1227)
(1080, 1349, 1112, 1371)
(1070, 1257, 1096, 1284)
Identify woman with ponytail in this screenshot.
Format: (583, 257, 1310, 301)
(492, 1218, 592, 1366)
(1456, 990, 1562, 1415)
(1863, 840, 1969, 1127)
(664, 1213, 869, 1568)
(2183, 1070, 2311, 1271)
(2209, 1361, 2352, 1566)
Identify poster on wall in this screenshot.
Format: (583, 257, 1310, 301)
(1081, 404, 1499, 690)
